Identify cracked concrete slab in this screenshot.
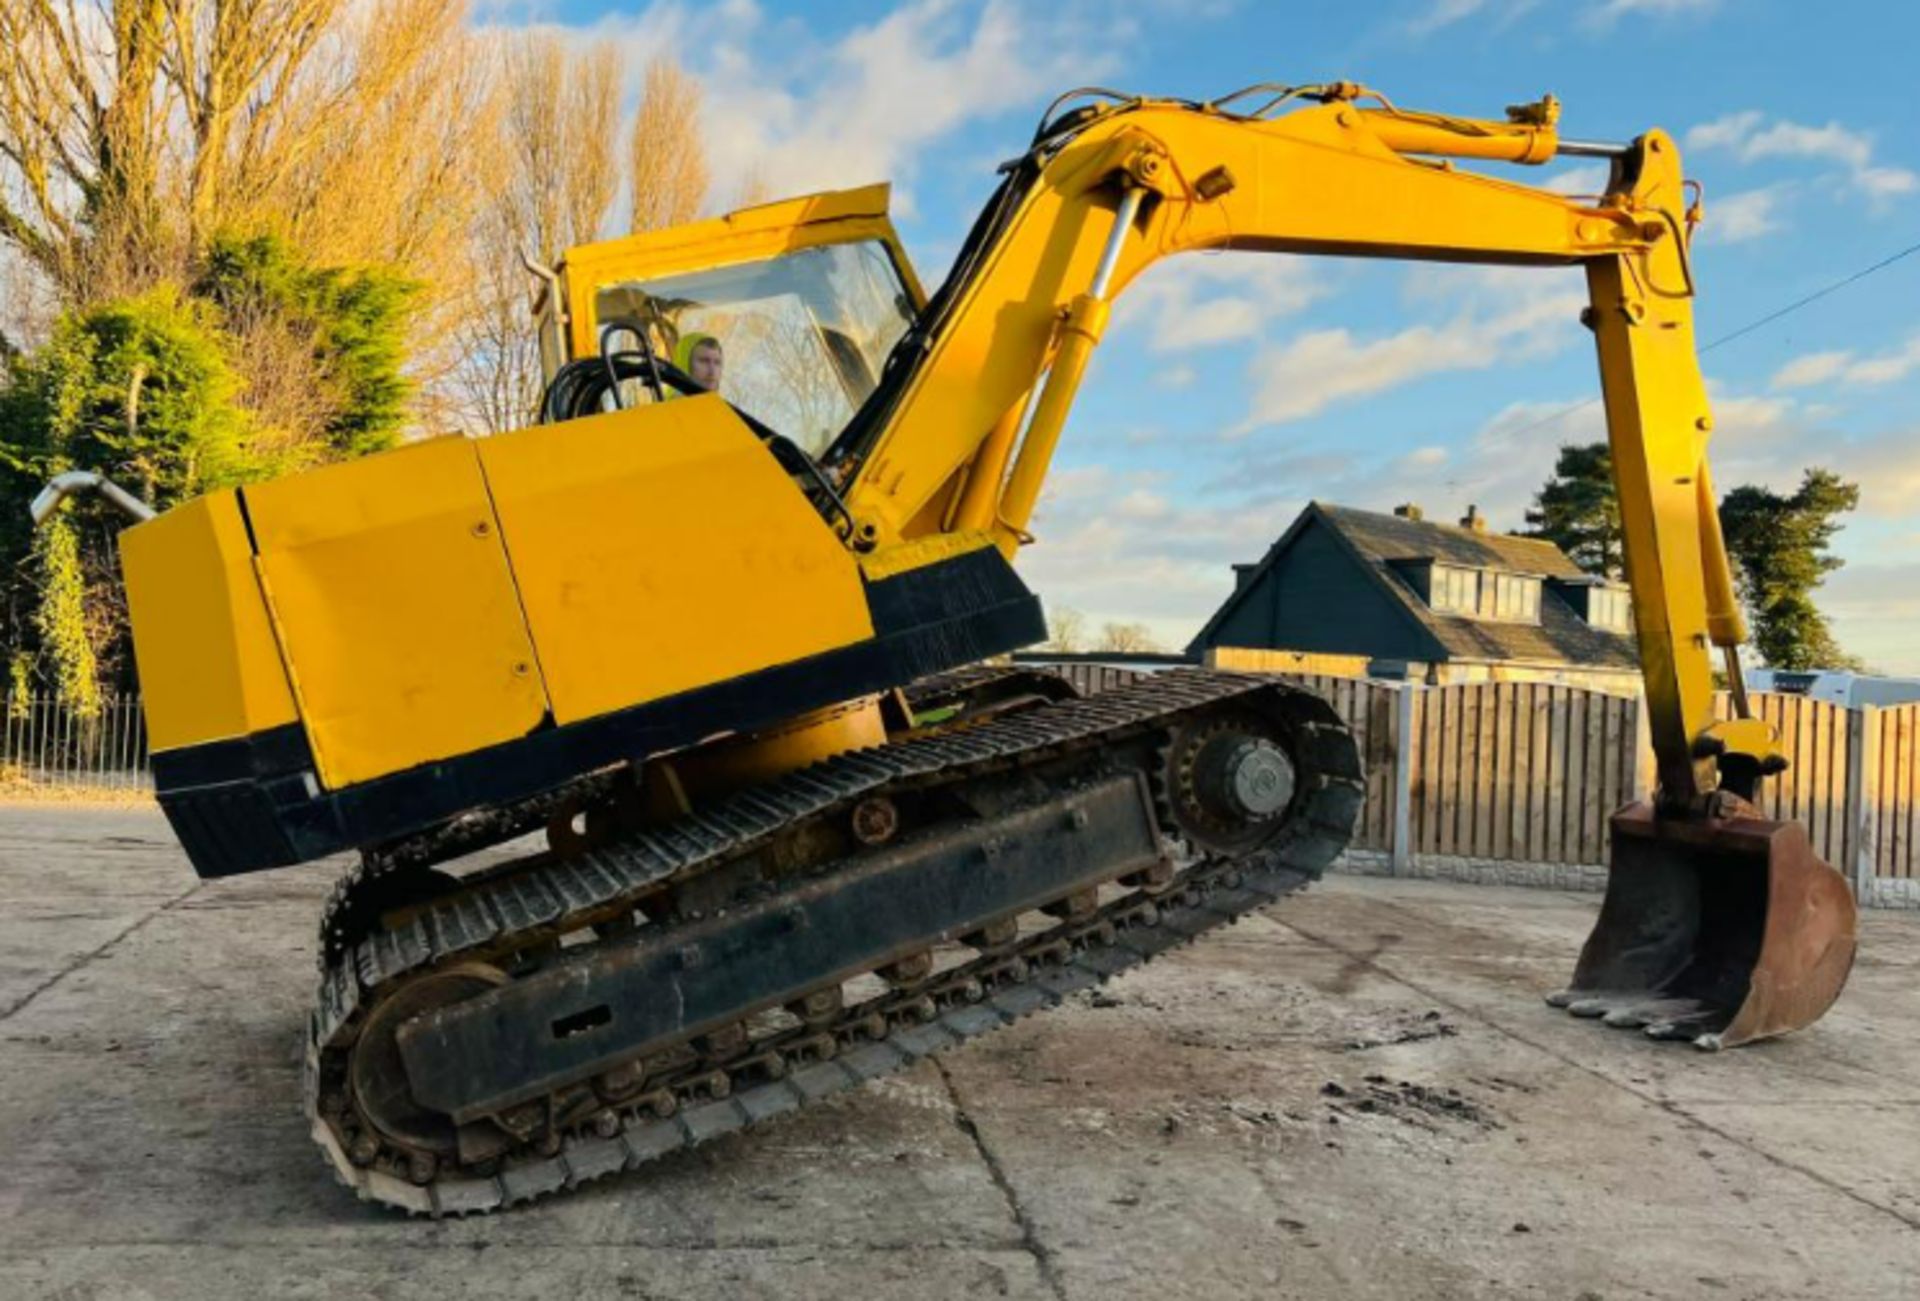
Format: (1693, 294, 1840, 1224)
(1, 804, 1916, 1299)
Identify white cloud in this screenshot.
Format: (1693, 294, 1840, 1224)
(1841, 337, 1920, 386)
(1684, 110, 1763, 153)
(1590, 0, 1718, 21)
(1278, 380, 1825, 540)
(1701, 186, 1785, 243)
(1768, 337, 1920, 391)
(1237, 271, 1584, 432)
(1691, 384, 1920, 522)
(1404, 0, 1499, 35)
(1021, 463, 1301, 646)
(1112, 487, 1170, 521)
(707, 1, 1124, 207)
(1401, 0, 1554, 35)
(1704, 387, 1801, 451)
(1028, 377, 1920, 662)
(496, 1, 1126, 216)
(1114, 255, 1324, 354)
(1771, 351, 1850, 390)
(1857, 166, 1920, 200)
(1744, 120, 1873, 171)
(1387, 397, 1607, 531)
(1685, 111, 1917, 204)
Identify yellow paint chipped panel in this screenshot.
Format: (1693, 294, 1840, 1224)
(242, 437, 549, 788)
(477, 397, 874, 726)
(118, 493, 298, 754)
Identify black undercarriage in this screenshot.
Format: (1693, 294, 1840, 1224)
(305, 667, 1363, 1214)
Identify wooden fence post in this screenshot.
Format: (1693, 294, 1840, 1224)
(1849, 705, 1880, 904)
(1391, 684, 1416, 875)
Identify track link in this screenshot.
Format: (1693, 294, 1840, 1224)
(304, 669, 1363, 1215)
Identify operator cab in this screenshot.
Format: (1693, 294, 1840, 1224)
(539, 185, 924, 460)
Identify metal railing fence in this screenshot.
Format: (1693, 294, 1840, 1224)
(0, 694, 152, 790)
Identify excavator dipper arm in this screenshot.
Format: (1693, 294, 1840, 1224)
(836, 85, 1855, 1048)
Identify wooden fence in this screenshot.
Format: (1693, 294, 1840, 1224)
(0, 695, 152, 790)
(1407, 683, 1641, 865)
(1860, 703, 1920, 881)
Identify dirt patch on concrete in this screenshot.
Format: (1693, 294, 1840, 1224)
(1321, 1074, 1501, 1132)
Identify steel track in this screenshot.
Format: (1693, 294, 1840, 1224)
(304, 669, 1363, 1214)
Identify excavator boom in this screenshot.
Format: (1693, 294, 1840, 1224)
(34, 81, 1856, 1215)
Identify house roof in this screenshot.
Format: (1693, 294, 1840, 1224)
(1317, 503, 1585, 579)
(1188, 502, 1639, 670)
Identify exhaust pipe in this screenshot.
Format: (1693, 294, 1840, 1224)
(29, 471, 156, 527)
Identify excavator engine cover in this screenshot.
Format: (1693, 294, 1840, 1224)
(1551, 802, 1857, 1049)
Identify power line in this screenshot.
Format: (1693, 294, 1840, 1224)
(1698, 236, 1920, 355)
(1493, 234, 1920, 443)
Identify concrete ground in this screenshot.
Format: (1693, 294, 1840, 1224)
(0, 805, 1915, 1301)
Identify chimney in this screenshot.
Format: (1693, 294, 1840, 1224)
(1232, 562, 1259, 592)
(1460, 505, 1488, 534)
(1393, 503, 1424, 521)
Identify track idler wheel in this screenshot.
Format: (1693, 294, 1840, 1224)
(349, 963, 508, 1158)
(1549, 801, 1857, 1049)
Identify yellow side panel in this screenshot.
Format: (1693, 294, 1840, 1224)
(477, 397, 874, 726)
(118, 493, 298, 753)
(243, 437, 549, 788)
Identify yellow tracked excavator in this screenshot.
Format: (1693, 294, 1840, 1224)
(32, 81, 1857, 1213)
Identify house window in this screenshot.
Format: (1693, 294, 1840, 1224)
(1587, 586, 1633, 633)
(1495, 573, 1527, 619)
(1454, 568, 1478, 614)
(1430, 565, 1479, 616)
(1428, 564, 1542, 624)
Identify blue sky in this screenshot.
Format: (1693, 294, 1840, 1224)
(496, 0, 1920, 670)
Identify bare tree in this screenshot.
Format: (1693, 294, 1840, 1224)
(441, 34, 625, 435)
(1096, 622, 1160, 653)
(733, 164, 774, 210)
(629, 58, 708, 233)
(0, 0, 170, 299)
(0, 0, 505, 461)
(491, 36, 621, 264)
(1041, 606, 1087, 653)
(0, 7, 714, 442)
(0, 0, 489, 301)
(267, 1, 500, 284)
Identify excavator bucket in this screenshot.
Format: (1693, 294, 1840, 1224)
(1549, 802, 1857, 1049)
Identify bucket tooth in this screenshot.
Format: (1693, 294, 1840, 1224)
(1641, 1005, 1732, 1045)
(1599, 996, 1714, 1029)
